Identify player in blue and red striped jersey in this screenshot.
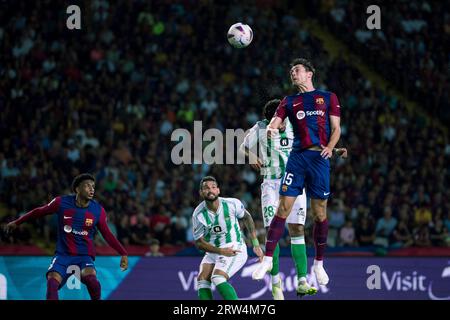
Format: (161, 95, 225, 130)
(252, 58, 341, 286)
(3, 173, 128, 300)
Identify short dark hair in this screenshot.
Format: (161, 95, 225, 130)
(263, 99, 281, 121)
(199, 176, 218, 190)
(72, 173, 95, 193)
(290, 58, 315, 75)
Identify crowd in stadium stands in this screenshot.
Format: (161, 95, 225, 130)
(309, 0, 450, 126)
(0, 1, 449, 253)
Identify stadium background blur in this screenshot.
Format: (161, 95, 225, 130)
(0, 0, 449, 261)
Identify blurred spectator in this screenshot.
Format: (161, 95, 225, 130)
(414, 204, 432, 227)
(414, 225, 432, 247)
(130, 213, 151, 246)
(391, 220, 414, 248)
(339, 219, 356, 246)
(374, 207, 398, 247)
(356, 217, 375, 246)
(429, 219, 449, 247)
(145, 239, 164, 257)
(171, 211, 188, 245)
(150, 205, 171, 243)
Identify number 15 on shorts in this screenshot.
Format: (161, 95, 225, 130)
(282, 173, 294, 185)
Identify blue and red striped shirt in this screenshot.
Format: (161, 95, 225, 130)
(275, 89, 341, 151)
(15, 195, 127, 258)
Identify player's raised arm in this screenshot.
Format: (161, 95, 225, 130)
(3, 197, 61, 234)
(97, 208, 128, 270)
(239, 210, 264, 260)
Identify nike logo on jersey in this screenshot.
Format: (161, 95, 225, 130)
(293, 102, 302, 107)
(323, 192, 330, 196)
(63, 216, 72, 219)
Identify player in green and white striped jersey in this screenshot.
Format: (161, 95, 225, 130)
(240, 99, 316, 299)
(193, 176, 264, 300)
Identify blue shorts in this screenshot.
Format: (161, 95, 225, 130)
(279, 149, 330, 199)
(46, 255, 96, 287)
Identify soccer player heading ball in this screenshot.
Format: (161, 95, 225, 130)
(252, 58, 342, 287)
(3, 173, 128, 300)
(241, 98, 347, 299)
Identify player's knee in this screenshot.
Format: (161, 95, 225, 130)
(211, 274, 227, 287)
(311, 201, 327, 221)
(278, 202, 292, 218)
(197, 271, 212, 281)
(288, 224, 304, 237)
(47, 272, 63, 284)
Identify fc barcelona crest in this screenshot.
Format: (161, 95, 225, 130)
(315, 97, 324, 105)
(85, 218, 93, 227)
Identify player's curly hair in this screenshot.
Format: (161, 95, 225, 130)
(72, 173, 95, 193)
(290, 58, 315, 76)
(199, 176, 218, 190)
(263, 99, 281, 121)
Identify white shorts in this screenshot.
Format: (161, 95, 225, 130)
(261, 179, 307, 227)
(199, 242, 248, 278)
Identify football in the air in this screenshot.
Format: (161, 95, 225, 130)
(227, 22, 253, 48)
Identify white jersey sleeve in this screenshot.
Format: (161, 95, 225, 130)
(231, 198, 246, 219)
(192, 213, 206, 241)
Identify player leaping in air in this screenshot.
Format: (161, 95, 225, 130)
(192, 176, 264, 300)
(241, 99, 347, 299)
(252, 58, 342, 287)
(3, 173, 128, 300)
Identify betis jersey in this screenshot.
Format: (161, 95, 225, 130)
(192, 197, 245, 248)
(242, 118, 293, 179)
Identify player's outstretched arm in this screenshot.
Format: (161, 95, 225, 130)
(98, 208, 128, 269)
(195, 238, 240, 257)
(2, 197, 61, 234)
(240, 210, 264, 260)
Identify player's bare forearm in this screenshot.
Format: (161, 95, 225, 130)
(240, 210, 258, 242)
(195, 238, 222, 254)
(327, 126, 341, 150)
(268, 116, 283, 130)
(326, 115, 341, 150)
